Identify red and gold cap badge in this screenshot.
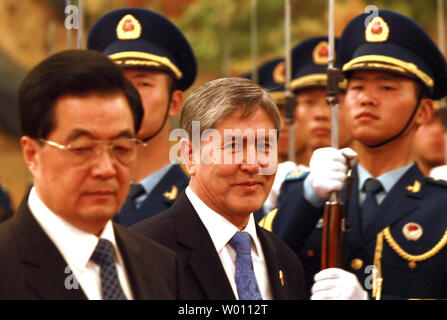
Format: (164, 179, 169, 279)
(116, 14, 142, 40)
(312, 41, 330, 65)
(365, 16, 389, 42)
(273, 61, 286, 84)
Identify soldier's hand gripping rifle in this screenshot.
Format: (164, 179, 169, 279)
(321, 0, 352, 269)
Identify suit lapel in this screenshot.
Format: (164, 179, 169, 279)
(355, 164, 423, 249)
(12, 200, 87, 300)
(256, 226, 288, 299)
(173, 192, 236, 300)
(114, 224, 162, 299)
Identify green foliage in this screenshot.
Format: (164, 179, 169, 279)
(172, 0, 447, 76)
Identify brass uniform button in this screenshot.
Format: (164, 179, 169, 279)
(306, 250, 315, 257)
(408, 261, 417, 269)
(351, 258, 363, 270)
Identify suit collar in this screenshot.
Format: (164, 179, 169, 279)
(11, 199, 87, 300)
(172, 191, 236, 300)
(27, 187, 120, 272)
(113, 223, 162, 299)
(256, 226, 289, 299)
(173, 191, 289, 300)
(184, 187, 263, 256)
(357, 162, 414, 195)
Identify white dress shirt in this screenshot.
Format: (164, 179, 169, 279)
(28, 187, 134, 300)
(185, 186, 273, 300)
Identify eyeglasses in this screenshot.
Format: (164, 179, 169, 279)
(39, 137, 145, 166)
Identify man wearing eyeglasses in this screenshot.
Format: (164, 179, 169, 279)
(0, 49, 184, 300)
(88, 8, 197, 227)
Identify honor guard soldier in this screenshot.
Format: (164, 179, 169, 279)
(88, 8, 197, 227)
(245, 58, 308, 217)
(289, 36, 352, 166)
(247, 58, 307, 166)
(258, 37, 351, 231)
(412, 99, 446, 176)
(269, 10, 447, 299)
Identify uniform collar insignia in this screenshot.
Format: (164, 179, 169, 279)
(365, 16, 389, 42)
(163, 185, 178, 201)
(406, 180, 421, 193)
(116, 14, 142, 40)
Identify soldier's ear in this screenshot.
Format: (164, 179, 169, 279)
(415, 98, 434, 126)
(168, 90, 183, 117)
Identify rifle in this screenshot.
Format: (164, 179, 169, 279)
(321, 0, 350, 269)
(321, 160, 353, 268)
(284, 0, 297, 162)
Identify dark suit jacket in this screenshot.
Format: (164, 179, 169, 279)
(132, 191, 305, 300)
(0, 198, 185, 300)
(114, 164, 189, 227)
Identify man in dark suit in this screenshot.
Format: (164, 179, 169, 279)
(0, 49, 183, 300)
(88, 8, 197, 227)
(133, 77, 305, 300)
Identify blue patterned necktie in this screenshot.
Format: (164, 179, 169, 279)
(229, 231, 262, 300)
(91, 238, 127, 300)
(361, 178, 383, 232)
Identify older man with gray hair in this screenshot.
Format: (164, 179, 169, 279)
(133, 77, 305, 300)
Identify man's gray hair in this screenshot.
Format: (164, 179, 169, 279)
(180, 77, 281, 137)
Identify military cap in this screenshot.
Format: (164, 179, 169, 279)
(291, 36, 345, 92)
(244, 58, 286, 104)
(87, 8, 197, 91)
(340, 10, 447, 99)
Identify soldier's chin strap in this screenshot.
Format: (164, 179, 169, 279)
(140, 95, 173, 143)
(366, 93, 424, 148)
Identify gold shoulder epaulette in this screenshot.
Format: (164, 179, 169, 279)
(427, 177, 447, 188)
(258, 208, 278, 232)
(285, 170, 307, 182)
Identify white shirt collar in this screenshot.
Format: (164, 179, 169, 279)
(27, 187, 122, 272)
(185, 186, 262, 257)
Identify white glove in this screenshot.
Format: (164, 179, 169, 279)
(307, 147, 357, 199)
(429, 165, 447, 180)
(311, 268, 368, 300)
(264, 161, 302, 212)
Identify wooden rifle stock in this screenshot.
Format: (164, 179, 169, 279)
(321, 165, 353, 269)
